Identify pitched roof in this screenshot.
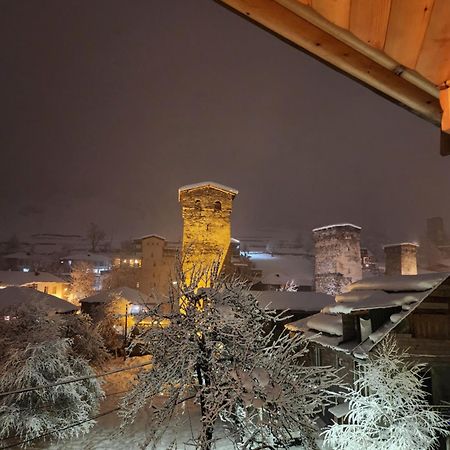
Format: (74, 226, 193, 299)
(0, 270, 66, 286)
(256, 291, 334, 312)
(178, 181, 238, 200)
(312, 223, 362, 232)
(0, 286, 77, 313)
(286, 272, 450, 359)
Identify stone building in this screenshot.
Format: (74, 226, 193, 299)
(313, 224, 362, 295)
(178, 182, 238, 284)
(384, 242, 418, 276)
(137, 235, 178, 296)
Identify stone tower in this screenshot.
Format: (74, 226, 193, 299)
(384, 243, 418, 275)
(179, 182, 238, 284)
(313, 224, 362, 295)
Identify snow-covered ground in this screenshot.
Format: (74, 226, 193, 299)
(28, 357, 322, 450)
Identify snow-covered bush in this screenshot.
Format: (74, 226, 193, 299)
(120, 264, 338, 449)
(323, 336, 449, 450)
(0, 338, 104, 444)
(62, 313, 110, 366)
(0, 305, 105, 445)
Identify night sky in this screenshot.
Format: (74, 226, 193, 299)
(1, 0, 449, 245)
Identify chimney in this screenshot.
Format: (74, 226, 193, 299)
(313, 223, 362, 295)
(384, 243, 419, 276)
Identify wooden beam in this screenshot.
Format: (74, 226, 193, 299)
(214, 0, 441, 126)
(440, 86, 450, 133)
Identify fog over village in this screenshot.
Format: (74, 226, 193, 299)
(1, 1, 450, 450)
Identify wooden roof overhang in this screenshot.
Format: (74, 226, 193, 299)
(214, 0, 450, 155)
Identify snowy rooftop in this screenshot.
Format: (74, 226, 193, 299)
(80, 287, 155, 305)
(312, 223, 362, 232)
(178, 181, 239, 200)
(136, 234, 166, 241)
(286, 272, 450, 359)
(248, 252, 314, 286)
(0, 286, 77, 313)
(348, 273, 448, 292)
(60, 253, 112, 264)
(0, 270, 66, 286)
(256, 291, 334, 312)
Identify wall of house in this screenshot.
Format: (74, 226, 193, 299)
(33, 281, 68, 299)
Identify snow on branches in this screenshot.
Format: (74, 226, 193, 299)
(120, 263, 338, 449)
(323, 336, 449, 450)
(0, 339, 104, 444)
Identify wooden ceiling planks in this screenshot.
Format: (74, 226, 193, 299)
(415, 0, 450, 86)
(349, 0, 391, 50)
(384, 0, 435, 70)
(215, 0, 449, 149)
(310, 0, 350, 29)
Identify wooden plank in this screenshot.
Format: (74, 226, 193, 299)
(349, 0, 391, 49)
(415, 0, 450, 85)
(440, 86, 450, 133)
(384, 0, 435, 70)
(214, 0, 441, 125)
(311, 0, 351, 29)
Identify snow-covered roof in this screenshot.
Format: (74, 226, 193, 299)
(249, 253, 314, 286)
(0, 287, 77, 313)
(348, 273, 448, 292)
(383, 242, 419, 248)
(178, 181, 238, 200)
(256, 291, 334, 312)
(286, 272, 450, 359)
(60, 253, 112, 264)
(312, 223, 362, 232)
(325, 290, 430, 313)
(80, 287, 155, 305)
(0, 271, 66, 286)
(136, 234, 166, 241)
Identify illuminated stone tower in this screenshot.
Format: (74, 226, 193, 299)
(313, 223, 363, 295)
(178, 182, 238, 284)
(384, 243, 418, 275)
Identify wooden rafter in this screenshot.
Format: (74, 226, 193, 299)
(214, 0, 441, 125)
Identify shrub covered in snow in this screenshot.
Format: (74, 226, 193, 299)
(323, 336, 449, 450)
(0, 305, 105, 446)
(0, 338, 104, 444)
(120, 264, 339, 450)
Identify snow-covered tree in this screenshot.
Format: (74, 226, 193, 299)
(62, 313, 110, 366)
(120, 264, 338, 449)
(70, 261, 95, 302)
(279, 280, 299, 292)
(323, 336, 449, 450)
(0, 305, 105, 445)
(0, 338, 104, 444)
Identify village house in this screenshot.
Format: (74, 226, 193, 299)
(0, 286, 77, 318)
(0, 270, 69, 299)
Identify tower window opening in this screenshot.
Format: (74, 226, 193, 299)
(195, 199, 201, 210)
(214, 201, 222, 211)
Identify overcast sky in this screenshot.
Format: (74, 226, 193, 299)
(1, 0, 448, 245)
